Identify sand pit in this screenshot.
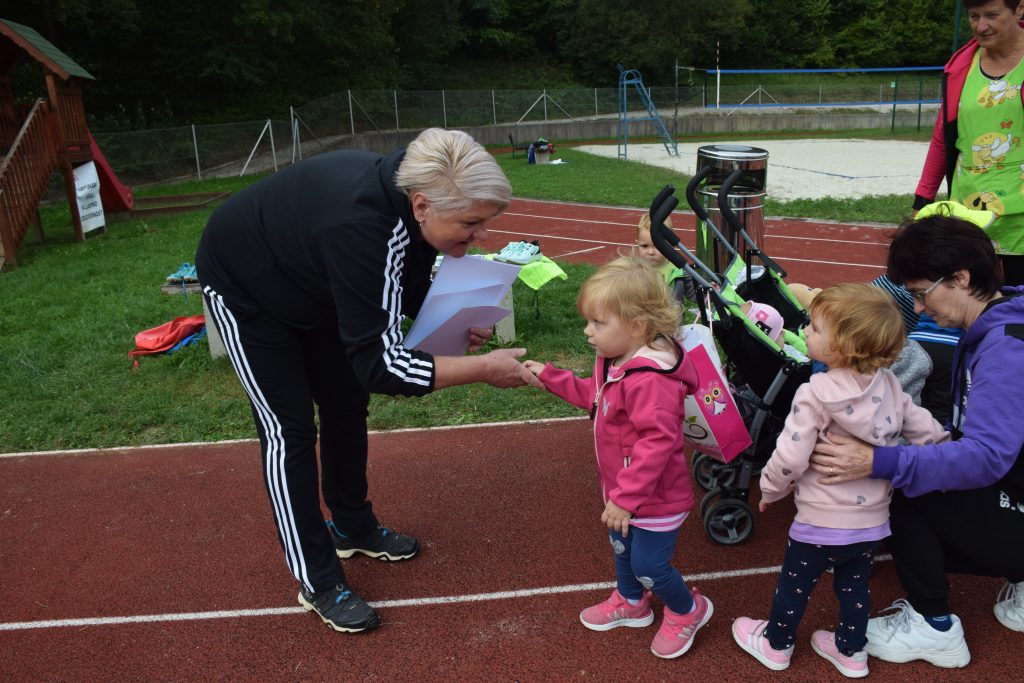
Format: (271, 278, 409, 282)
(574, 138, 930, 202)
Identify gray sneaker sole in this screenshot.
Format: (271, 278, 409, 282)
(864, 640, 970, 668)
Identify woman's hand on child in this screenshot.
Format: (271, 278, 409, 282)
(601, 500, 633, 537)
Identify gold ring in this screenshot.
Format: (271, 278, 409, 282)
(830, 466, 835, 476)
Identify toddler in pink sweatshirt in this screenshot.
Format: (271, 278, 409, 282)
(732, 283, 948, 678)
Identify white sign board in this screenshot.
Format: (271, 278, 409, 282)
(73, 161, 106, 233)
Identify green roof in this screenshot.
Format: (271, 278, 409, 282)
(0, 18, 94, 80)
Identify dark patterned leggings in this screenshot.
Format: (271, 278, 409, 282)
(764, 538, 879, 656)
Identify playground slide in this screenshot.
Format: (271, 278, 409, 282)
(88, 131, 133, 211)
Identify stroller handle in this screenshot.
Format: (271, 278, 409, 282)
(718, 169, 787, 278)
(686, 166, 737, 260)
(648, 185, 722, 292)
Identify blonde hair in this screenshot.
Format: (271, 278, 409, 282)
(577, 257, 682, 345)
(809, 283, 905, 373)
(394, 128, 512, 215)
(637, 213, 674, 240)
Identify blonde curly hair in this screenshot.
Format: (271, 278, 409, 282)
(809, 283, 905, 373)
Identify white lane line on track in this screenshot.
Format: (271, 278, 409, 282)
(0, 556, 892, 631)
(0, 417, 590, 459)
(554, 246, 606, 258)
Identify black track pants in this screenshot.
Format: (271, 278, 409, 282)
(890, 486, 1024, 616)
(203, 285, 379, 593)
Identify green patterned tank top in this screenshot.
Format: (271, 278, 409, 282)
(953, 50, 1024, 254)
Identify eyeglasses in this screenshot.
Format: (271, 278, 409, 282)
(909, 276, 945, 304)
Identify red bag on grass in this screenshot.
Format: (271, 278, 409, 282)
(129, 314, 207, 365)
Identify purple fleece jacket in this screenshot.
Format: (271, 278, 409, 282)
(872, 286, 1024, 497)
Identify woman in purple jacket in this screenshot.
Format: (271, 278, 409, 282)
(811, 214, 1024, 669)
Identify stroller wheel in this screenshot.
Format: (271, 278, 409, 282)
(699, 487, 724, 519)
(692, 453, 737, 491)
(704, 498, 755, 545)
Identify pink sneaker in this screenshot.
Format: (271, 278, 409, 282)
(650, 588, 714, 658)
(732, 617, 793, 671)
(579, 589, 654, 631)
(811, 630, 868, 678)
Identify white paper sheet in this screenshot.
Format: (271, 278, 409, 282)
(405, 255, 521, 356)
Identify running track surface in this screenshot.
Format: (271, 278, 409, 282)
(2, 199, 1018, 681)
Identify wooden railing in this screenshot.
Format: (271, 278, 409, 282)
(0, 98, 61, 268)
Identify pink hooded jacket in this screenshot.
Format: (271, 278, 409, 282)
(538, 340, 699, 518)
(760, 367, 949, 529)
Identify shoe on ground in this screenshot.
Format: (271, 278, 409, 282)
(328, 521, 419, 561)
(650, 588, 714, 659)
(579, 589, 654, 631)
(994, 580, 1024, 632)
(298, 582, 380, 633)
(864, 598, 970, 668)
(731, 616, 793, 671)
(811, 630, 868, 678)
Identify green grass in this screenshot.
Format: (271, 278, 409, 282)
(1, 131, 913, 452)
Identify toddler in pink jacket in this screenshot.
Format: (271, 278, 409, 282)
(732, 283, 948, 678)
(525, 256, 712, 661)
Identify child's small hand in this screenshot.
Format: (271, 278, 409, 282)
(758, 499, 770, 513)
(601, 500, 633, 537)
(523, 360, 545, 377)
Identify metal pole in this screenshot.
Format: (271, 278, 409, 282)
(891, 80, 898, 131)
(594, 88, 598, 116)
(543, 89, 548, 121)
(348, 90, 355, 135)
(191, 124, 201, 180)
(917, 78, 924, 131)
(442, 90, 447, 128)
(268, 119, 278, 172)
(716, 41, 720, 109)
(492, 90, 497, 126)
(240, 120, 270, 177)
(290, 106, 296, 164)
(394, 89, 400, 130)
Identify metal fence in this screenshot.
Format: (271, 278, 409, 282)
(38, 77, 940, 204)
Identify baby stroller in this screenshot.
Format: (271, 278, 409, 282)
(648, 178, 813, 545)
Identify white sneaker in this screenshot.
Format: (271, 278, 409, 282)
(994, 580, 1024, 632)
(864, 599, 970, 668)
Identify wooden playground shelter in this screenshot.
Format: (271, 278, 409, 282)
(0, 17, 96, 268)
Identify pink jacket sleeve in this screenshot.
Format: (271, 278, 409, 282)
(914, 109, 948, 204)
(898, 391, 951, 446)
(538, 362, 596, 412)
(609, 373, 685, 513)
(759, 384, 826, 504)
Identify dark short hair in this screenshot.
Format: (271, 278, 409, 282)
(887, 215, 1002, 298)
(963, 0, 1019, 10)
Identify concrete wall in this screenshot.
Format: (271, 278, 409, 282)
(317, 106, 938, 154)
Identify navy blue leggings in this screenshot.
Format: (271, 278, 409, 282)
(765, 538, 878, 656)
(610, 526, 693, 614)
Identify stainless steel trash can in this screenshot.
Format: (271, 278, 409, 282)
(694, 144, 768, 273)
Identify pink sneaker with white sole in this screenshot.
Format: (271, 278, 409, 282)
(579, 589, 654, 631)
(732, 617, 793, 670)
(811, 630, 868, 678)
(650, 588, 714, 658)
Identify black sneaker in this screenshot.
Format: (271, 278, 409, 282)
(298, 582, 380, 633)
(328, 521, 419, 561)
